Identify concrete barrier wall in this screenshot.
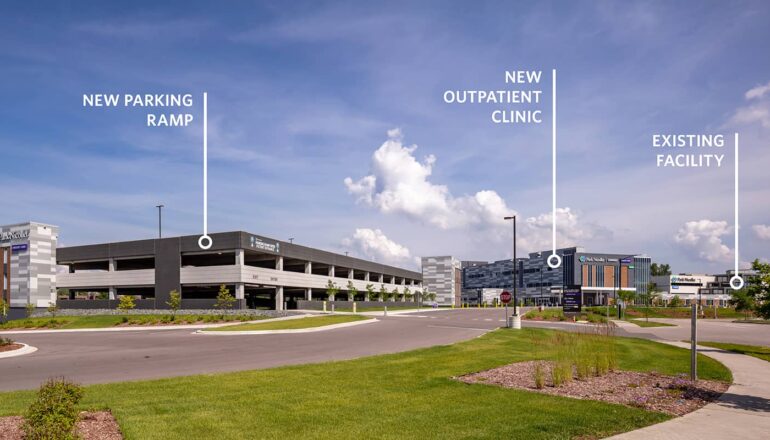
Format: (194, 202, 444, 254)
(296, 300, 421, 310)
(55, 299, 249, 310)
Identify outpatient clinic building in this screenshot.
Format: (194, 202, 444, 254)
(427, 246, 651, 307)
(55, 230, 422, 310)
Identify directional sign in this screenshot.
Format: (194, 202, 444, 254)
(500, 291, 512, 304)
(562, 286, 582, 312)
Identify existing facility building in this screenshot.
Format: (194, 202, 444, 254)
(56, 231, 422, 310)
(1, 222, 59, 308)
(652, 269, 757, 306)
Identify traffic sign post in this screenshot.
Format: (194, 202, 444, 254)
(500, 291, 512, 329)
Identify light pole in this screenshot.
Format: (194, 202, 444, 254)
(504, 216, 517, 315)
(288, 238, 294, 244)
(156, 204, 164, 239)
(614, 254, 636, 319)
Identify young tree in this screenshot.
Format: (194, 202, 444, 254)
(403, 287, 412, 301)
(0, 297, 8, 323)
(166, 289, 182, 318)
(737, 259, 770, 320)
(426, 291, 436, 303)
(637, 283, 661, 322)
(414, 290, 422, 305)
(391, 287, 400, 302)
(118, 295, 136, 311)
(365, 284, 376, 301)
(379, 284, 388, 302)
(346, 280, 358, 302)
(214, 284, 236, 310)
(46, 302, 59, 318)
(25, 302, 35, 318)
(325, 279, 339, 302)
(669, 295, 682, 308)
(730, 289, 755, 320)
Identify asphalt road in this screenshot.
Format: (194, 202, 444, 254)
(0, 309, 767, 392)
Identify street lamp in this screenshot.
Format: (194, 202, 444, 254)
(613, 254, 637, 319)
(504, 215, 517, 315)
(155, 205, 164, 239)
(288, 238, 294, 244)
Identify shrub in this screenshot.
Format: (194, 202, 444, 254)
(25, 302, 36, 318)
(47, 302, 59, 318)
(0, 337, 14, 346)
(22, 378, 84, 440)
(214, 285, 236, 310)
(166, 289, 182, 317)
(117, 295, 136, 311)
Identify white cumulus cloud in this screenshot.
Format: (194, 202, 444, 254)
(342, 228, 419, 268)
(753, 224, 770, 240)
(674, 220, 733, 262)
(520, 208, 613, 251)
(344, 129, 613, 254)
(727, 80, 770, 128)
(344, 129, 514, 230)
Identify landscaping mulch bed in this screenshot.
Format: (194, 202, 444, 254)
(458, 361, 728, 416)
(0, 411, 122, 440)
(0, 343, 23, 353)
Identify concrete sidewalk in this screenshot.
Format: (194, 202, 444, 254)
(609, 341, 770, 439)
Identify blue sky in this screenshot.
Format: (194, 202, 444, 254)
(1, 1, 769, 273)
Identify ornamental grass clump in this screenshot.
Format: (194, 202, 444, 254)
(545, 322, 619, 386)
(533, 363, 545, 389)
(23, 378, 84, 440)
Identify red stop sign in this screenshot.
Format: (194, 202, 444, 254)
(500, 291, 512, 304)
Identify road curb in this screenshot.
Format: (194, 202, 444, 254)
(0, 343, 37, 359)
(197, 318, 379, 335)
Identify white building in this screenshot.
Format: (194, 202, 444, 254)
(651, 274, 730, 305)
(1, 222, 59, 307)
(421, 256, 461, 306)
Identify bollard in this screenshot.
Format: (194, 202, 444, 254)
(323, 301, 327, 313)
(353, 302, 357, 314)
(331, 303, 335, 314)
(508, 315, 521, 329)
(691, 304, 697, 381)
(384, 305, 388, 316)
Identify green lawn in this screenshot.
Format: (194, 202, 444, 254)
(0, 329, 731, 439)
(698, 341, 770, 363)
(627, 319, 676, 328)
(206, 314, 368, 331)
(0, 314, 266, 330)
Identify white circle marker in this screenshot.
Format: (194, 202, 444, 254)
(198, 235, 213, 250)
(547, 253, 562, 269)
(729, 275, 744, 290)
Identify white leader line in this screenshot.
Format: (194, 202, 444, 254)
(551, 69, 557, 256)
(203, 92, 208, 237)
(734, 132, 739, 277)
(198, 92, 212, 250)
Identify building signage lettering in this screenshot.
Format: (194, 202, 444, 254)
(579, 256, 621, 264)
(0, 229, 29, 243)
(249, 236, 280, 253)
(672, 276, 699, 283)
(11, 244, 28, 252)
